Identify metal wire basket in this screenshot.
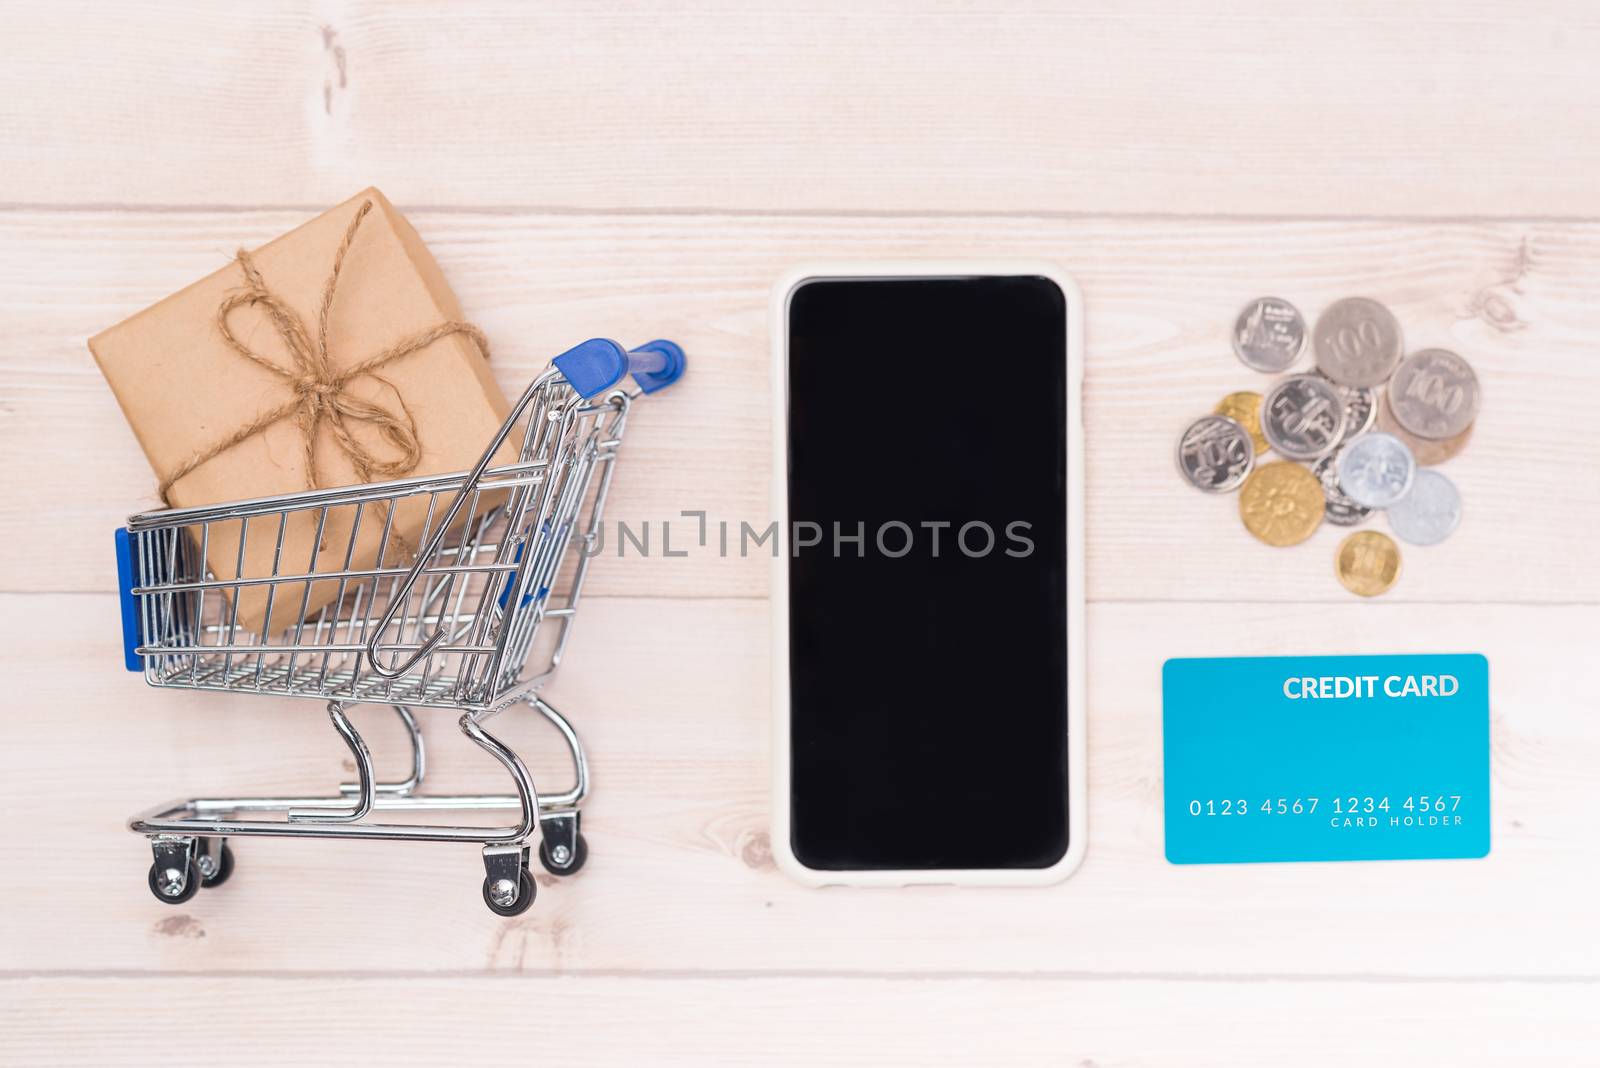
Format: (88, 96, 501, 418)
(117, 337, 685, 915)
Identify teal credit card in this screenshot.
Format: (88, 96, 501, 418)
(1163, 654, 1490, 864)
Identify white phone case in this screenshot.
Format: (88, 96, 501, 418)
(769, 262, 1088, 887)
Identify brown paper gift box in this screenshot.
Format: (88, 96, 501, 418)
(90, 188, 510, 633)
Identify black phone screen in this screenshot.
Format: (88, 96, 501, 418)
(785, 274, 1071, 871)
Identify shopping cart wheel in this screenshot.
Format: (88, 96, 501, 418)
(482, 867, 537, 917)
(147, 857, 201, 905)
(539, 832, 588, 875)
(198, 841, 235, 888)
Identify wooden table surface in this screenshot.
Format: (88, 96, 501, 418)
(2, 4, 1597, 1064)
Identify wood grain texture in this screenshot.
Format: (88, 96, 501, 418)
(3, 210, 1594, 602)
(1, 594, 1593, 977)
(4, 4, 1599, 1061)
(3, 974, 1596, 1066)
(2, 3, 1599, 216)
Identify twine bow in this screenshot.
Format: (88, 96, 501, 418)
(157, 199, 490, 505)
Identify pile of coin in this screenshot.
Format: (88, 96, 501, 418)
(1176, 296, 1480, 597)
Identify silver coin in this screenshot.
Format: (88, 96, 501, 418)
(1386, 468, 1462, 546)
(1312, 451, 1373, 526)
(1232, 297, 1307, 373)
(1260, 374, 1347, 460)
(1389, 348, 1480, 440)
(1177, 415, 1255, 492)
(1336, 431, 1416, 509)
(1315, 371, 1377, 444)
(1314, 297, 1404, 387)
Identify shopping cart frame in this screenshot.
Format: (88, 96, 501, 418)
(120, 337, 684, 915)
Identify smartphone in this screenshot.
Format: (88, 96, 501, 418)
(771, 264, 1086, 886)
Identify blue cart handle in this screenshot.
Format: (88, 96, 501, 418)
(554, 338, 685, 398)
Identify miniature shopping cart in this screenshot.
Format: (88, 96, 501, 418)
(117, 337, 684, 916)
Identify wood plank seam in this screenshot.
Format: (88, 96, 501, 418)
(1, 970, 1596, 983)
(3, 203, 1600, 225)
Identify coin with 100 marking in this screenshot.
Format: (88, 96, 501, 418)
(1314, 297, 1404, 387)
(1177, 414, 1255, 492)
(1376, 392, 1474, 466)
(1389, 348, 1480, 440)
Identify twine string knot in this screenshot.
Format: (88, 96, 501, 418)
(157, 199, 490, 506)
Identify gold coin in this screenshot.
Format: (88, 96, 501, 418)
(1238, 461, 1324, 546)
(1336, 530, 1402, 597)
(1215, 391, 1268, 455)
(1376, 390, 1473, 466)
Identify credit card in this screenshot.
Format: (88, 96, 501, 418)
(1162, 654, 1490, 864)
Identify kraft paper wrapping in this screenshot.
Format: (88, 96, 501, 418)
(90, 188, 511, 633)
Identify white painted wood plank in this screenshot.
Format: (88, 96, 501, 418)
(2, 210, 1594, 602)
(0, 594, 1592, 977)
(1, 975, 1594, 1066)
(3, 3, 1599, 216)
